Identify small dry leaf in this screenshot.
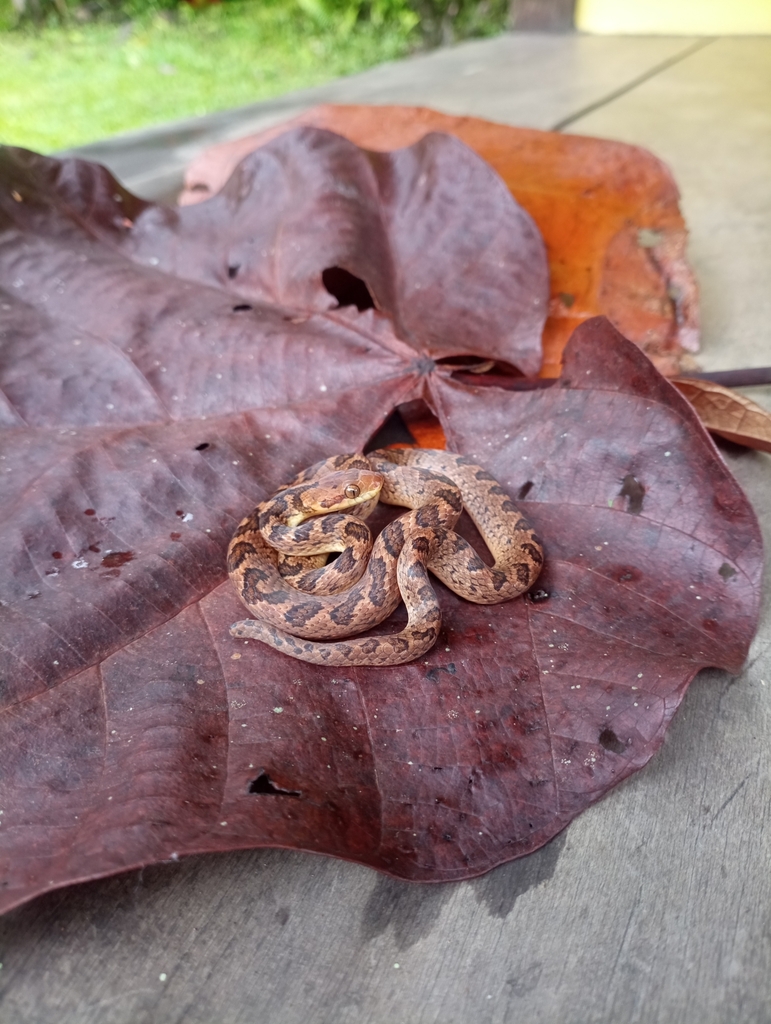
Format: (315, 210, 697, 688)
(672, 377, 771, 453)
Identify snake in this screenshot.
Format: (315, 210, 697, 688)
(269, 454, 382, 597)
(227, 448, 544, 667)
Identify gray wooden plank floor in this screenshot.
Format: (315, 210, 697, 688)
(4, 33, 771, 1024)
(63, 32, 701, 201)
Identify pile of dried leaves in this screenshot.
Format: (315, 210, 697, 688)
(0, 112, 763, 913)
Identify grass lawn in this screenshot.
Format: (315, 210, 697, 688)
(0, 1, 417, 152)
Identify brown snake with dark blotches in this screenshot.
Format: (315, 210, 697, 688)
(227, 448, 543, 666)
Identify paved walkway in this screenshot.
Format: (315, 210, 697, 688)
(6, 31, 771, 1024)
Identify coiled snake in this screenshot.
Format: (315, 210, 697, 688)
(227, 449, 543, 666)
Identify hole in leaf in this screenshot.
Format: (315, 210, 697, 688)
(446, 359, 557, 392)
(719, 562, 737, 580)
(227, 264, 240, 279)
(322, 267, 374, 311)
(599, 728, 625, 754)
(398, 398, 446, 449)
(232, 304, 253, 312)
(364, 407, 416, 451)
(618, 474, 645, 514)
(438, 356, 525, 380)
(194, 442, 210, 451)
(436, 354, 497, 375)
(517, 480, 534, 500)
(248, 771, 301, 798)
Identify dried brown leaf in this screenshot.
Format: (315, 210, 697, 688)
(0, 133, 762, 914)
(672, 377, 771, 453)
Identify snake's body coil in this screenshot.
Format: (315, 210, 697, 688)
(227, 448, 543, 667)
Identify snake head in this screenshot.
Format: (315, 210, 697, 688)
(286, 469, 384, 525)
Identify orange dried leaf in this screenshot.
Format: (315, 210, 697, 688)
(398, 400, 448, 450)
(672, 378, 771, 453)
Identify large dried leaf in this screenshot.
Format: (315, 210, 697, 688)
(0, 132, 762, 914)
(182, 103, 700, 377)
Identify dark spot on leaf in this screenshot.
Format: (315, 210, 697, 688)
(618, 474, 645, 514)
(719, 562, 737, 580)
(249, 771, 301, 797)
(84, 509, 96, 516)
(529, 589, 550, 603)
(194, 442, 210, 451)
(88, 544, 100, 553)
(101, 551, 134, 569)
(599, 728, 625, 754)
(227, 264, 240, 279)
(51, 551, 63, 559)
(170, 532, 181, 541)
(442, 833, 453, 842)
(322, 266, 374, 311)
(175, 510, 184, 517)
(425, 663, 456, 681)
(364, 406, 416, 450)
(232, 304, 253, 312)
(517, 480, 534, 500)
(559, 292, 575, 307)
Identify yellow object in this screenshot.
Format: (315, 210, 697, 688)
(576, 0, 771, 34)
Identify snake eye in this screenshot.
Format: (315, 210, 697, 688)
(344, 484, 361, 499)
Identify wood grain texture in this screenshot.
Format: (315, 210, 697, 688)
(1, 33, 770, 1024)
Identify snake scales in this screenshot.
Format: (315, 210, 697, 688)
(227, 448, 544, 666)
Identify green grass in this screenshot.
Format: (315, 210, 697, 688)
(0, 1, 418, 152)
